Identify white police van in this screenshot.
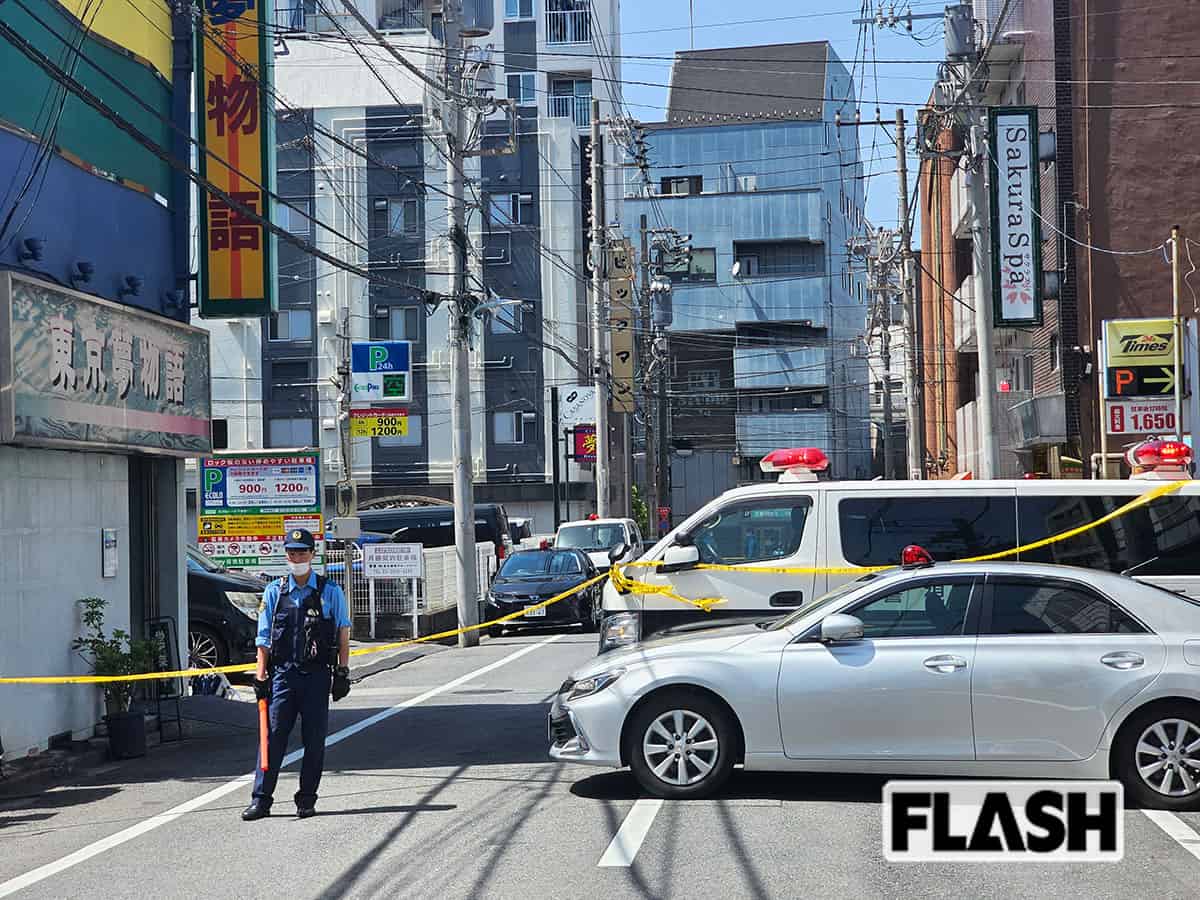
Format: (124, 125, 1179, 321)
(598, 440, 1200, 653)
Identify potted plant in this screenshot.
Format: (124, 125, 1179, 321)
(71, 596, 162, 759)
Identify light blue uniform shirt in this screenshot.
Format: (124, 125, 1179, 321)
(256, 570, 351, 649)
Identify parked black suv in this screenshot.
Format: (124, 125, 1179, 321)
(357, 503, 514, 562)
(186, 547, 267, 669)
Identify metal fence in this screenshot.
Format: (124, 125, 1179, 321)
(325, 542, 497, 639)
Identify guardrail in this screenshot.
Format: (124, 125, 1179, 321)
(546, 9, 590, 44)
(326, 542, 496, 639)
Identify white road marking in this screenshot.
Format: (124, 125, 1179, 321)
(598, 798, 665, 867)
(1142, 809, 1200, 863)
(0, 635, 565, 898)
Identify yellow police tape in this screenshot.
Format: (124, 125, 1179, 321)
(0, 480, 1191, 685)
(608, 479, 1192, 609)
(0, 573, 611, 686)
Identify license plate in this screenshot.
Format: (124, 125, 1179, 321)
(523, 605, 546, 617)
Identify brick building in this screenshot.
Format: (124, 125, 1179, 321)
(917, 0, 1200, 478)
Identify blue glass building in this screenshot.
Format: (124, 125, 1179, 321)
(624, 42, 871, 487)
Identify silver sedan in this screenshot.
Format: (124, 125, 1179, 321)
(549, 561, 1200, 807)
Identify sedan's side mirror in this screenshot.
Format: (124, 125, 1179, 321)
(660, 543, 700, 573)
(819, 614, 864, 643)
(608, 541, 629, 563)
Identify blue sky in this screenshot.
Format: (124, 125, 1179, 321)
(617, 0, 946, 232)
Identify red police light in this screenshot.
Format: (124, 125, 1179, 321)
(1127, 438, 1193, 478)
(539, 538, 551, 550)
(759, 447, 831, 474)
(588, 513, 599, 520)
(901, 545, 934, 567)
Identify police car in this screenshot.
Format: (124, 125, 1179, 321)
(598, 438, 1200, 653)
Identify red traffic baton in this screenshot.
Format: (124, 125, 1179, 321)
(258, 698, 269, 771)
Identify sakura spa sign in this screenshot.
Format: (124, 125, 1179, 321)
(988, 106, 1043, 327)
(0, 273, 212, 456)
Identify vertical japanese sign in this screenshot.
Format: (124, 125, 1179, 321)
(196, 0, 274, 318)
(199, 451, 323, 573)
(989, 107, 1043, 326)
(607, 241, 636, 414)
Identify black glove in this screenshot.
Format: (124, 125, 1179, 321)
(331, 666, 351, 702)
(253, 677, 271, 701)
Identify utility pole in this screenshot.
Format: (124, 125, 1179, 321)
(590, 97, 612, 517)
(895, 109, 923, 479)
(868, 244, 894, 479)
(639, 214, 655, 522)
(337, 306, 356, 518)
(1172, 224, 1185, 441)
(444, 1, 478, 647)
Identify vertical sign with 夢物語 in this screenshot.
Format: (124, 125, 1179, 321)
(351, 342, 412, 403)
(989, 107, 1043, 327)
(196, 0, 275, 317)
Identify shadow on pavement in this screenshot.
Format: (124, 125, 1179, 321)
(570, 769, 895, 804)
(304, 803, 457, 817)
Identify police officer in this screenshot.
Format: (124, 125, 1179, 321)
(242, 528, 352, 821)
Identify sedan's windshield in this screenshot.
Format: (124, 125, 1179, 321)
(766, 573, 886, 630)
(498, 551, 583, 578)
(556, 524, 624, 551)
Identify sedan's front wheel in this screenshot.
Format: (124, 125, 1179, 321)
(627, 691, 736, 799)
(1116, 704, 1200, 810)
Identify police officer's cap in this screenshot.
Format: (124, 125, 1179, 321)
(284, 528, 316, 551)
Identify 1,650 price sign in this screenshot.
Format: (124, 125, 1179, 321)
(350, 407, 409, 438)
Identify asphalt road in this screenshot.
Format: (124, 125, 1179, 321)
(5, 630, 1200, 899)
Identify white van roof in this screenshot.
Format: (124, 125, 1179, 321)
(720, 478, 1200, 501)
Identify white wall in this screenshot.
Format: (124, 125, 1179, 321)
(0, 447, 131, 758)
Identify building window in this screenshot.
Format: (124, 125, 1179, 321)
(268, 417, 313, 448)
(489, 303, 523, 334)
(378, 414, 423, 447)
(1050, 334, 1061, 371)
(505, 0, 534, 19)
(506, 72, 536, 106)
(494, 411, 532, 444)
(488, 192, 533, 227)
(732, 240, 823, 277)
(687, 368, 721, 391)
(548, 78, 591, 127)
(389, 306, 420, 341)
(373, 197, 419, 236)
(664, 247, 716, 283)
(660, 175, 702, 196)
(277, 198, 311, 234)
(546, 0, 590, 43)
(268, 309, 313, 342)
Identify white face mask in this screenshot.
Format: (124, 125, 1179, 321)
(287, 560, 311, 577)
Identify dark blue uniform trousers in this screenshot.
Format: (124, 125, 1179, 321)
(252, 665, 332, 807)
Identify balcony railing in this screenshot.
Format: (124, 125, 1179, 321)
(548, 94, 591, 128)
(546, 9, 590, 44)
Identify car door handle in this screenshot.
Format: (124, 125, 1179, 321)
(923, 654, 968, 674)
(770, 591, 804, 607)
(1100, 651, 1145, 670)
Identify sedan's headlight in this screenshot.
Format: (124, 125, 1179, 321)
(599, 611, 640, 652)
(562, 667, 625, 701)
(226, 592, 262, 620)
